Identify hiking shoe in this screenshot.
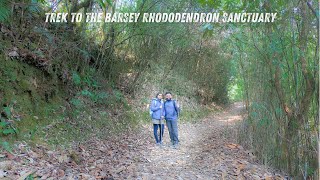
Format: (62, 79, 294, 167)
(159, 142, 164, 148)
(173, 143, 179, 149)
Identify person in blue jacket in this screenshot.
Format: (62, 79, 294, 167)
(164, 92, 180, 148)
(150, 93, 165, 145)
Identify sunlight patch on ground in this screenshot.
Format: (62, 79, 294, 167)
(218, 115, 242, 123)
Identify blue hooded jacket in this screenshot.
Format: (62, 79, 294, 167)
(164, 99, 180, 121)
(150, 98, 165, 120)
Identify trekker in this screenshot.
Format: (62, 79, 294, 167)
(150, 93, 165, 145)
(164, 92, 180, 148)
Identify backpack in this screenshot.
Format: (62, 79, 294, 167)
(175, 100, 180, 116)
(173, 100, 180, 116)
(149, 98, 157, 118)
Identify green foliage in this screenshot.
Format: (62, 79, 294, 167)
(70, 70, 127, 109)
(0, 0, 10, 22)
(78, 89, 109, 104)
(3, 106, 11, 118)
(229, 1, 319, 177)
(0, 121, 16, 135)
(113, 89, 124, 102)
(96, 0, 113, 9)
(179, 106, 213, 123)
(2, 128, 15, 135)
(0, 141, 12, 153)
(0, 119, 16, 154)
(70, 98, 83, 108)
(2, 1, 318, 179)
(228, 84, 243, 101)
(28, 0, 42, 13)
(72, 72, 82, 86)
(26, 174, 34, 180)
(0, 102, 18, 137)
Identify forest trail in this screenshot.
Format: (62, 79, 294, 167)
(134, 102, 284, 180)
(1, 103, 285, 180)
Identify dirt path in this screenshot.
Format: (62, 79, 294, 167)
(134, 102, 284, 180)
(1, 103, 285, 179)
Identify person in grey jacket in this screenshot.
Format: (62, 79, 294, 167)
(150, 93, 165, 145)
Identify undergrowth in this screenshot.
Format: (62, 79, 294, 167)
(0, 54, 135, 150)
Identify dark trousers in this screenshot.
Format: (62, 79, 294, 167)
(166, 120, 179, 145)
(153, 124, 164, 143)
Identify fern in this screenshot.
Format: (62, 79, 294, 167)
(0, 0, 11, 22)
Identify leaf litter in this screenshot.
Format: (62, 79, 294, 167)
(0, 102, 286, 179)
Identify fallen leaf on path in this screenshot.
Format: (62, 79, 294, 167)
(226, 143, 240, 149)
(264, 175, 273, 180)
(57, 169, 65, 177)
(58, 154, 69, 163)
(6, 152, 15, 160)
